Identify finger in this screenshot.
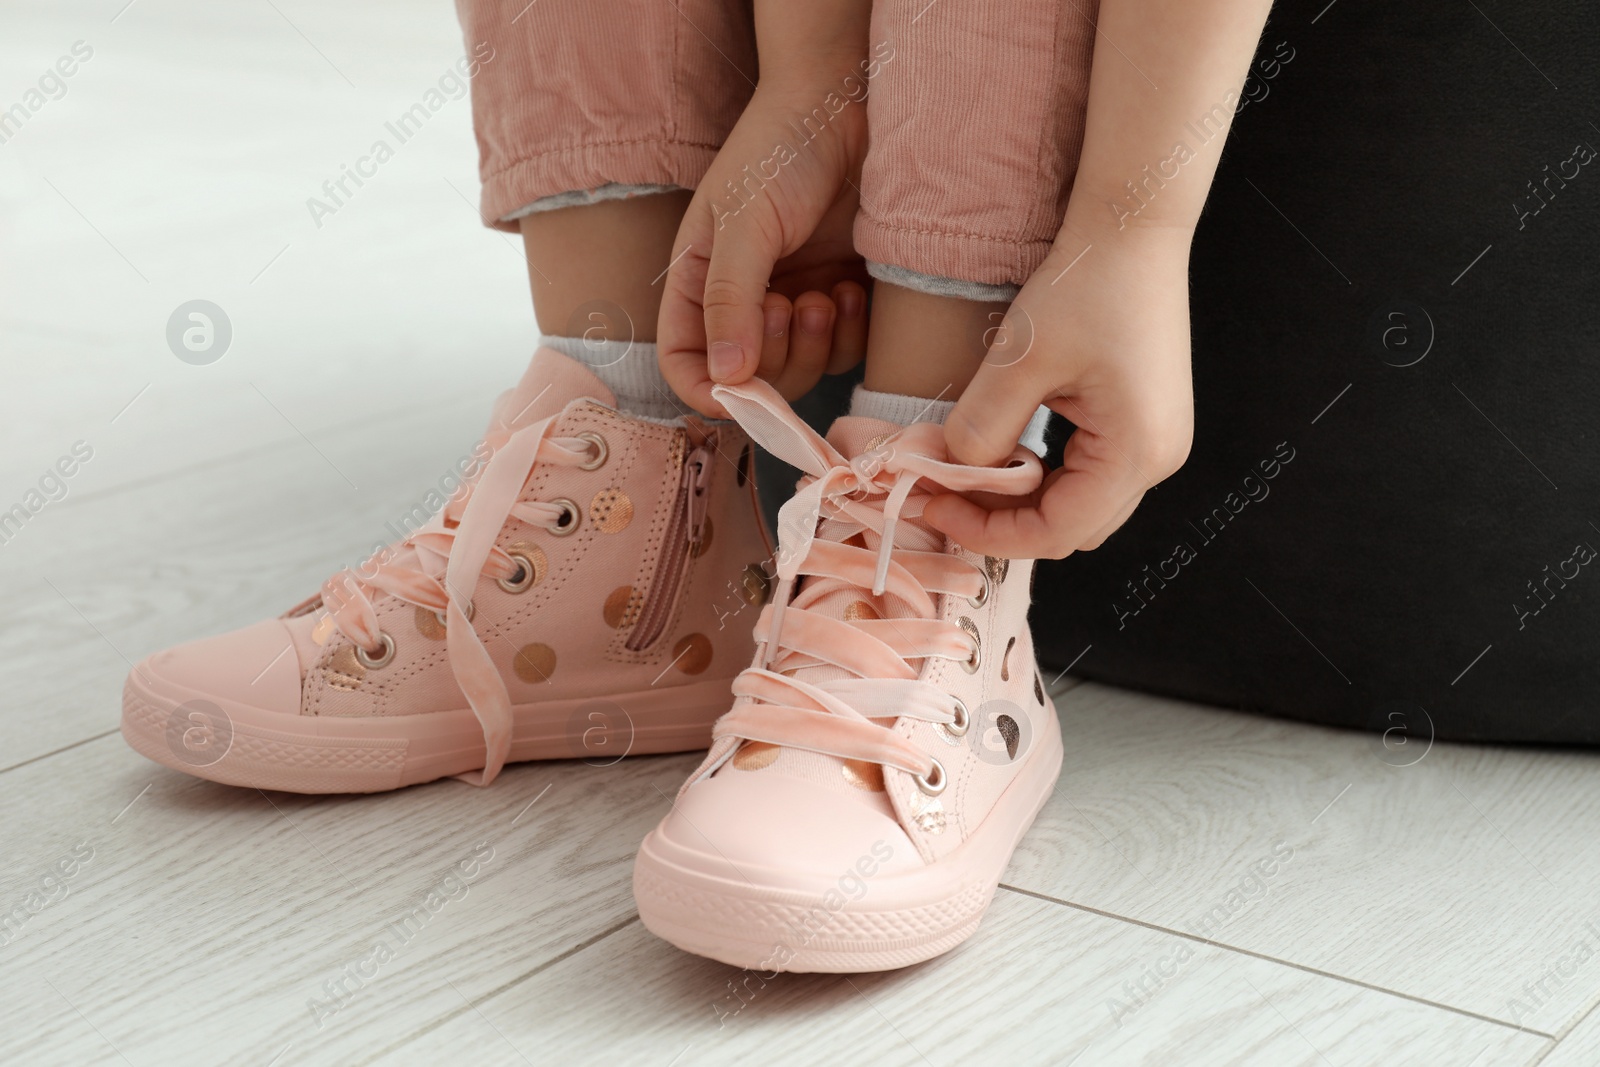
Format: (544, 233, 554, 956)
(924, 431, 1149, 558)
(943, 306, 1049, 467)
(827, 281, 868, 374)
(652, 243, 729, 422)
(771, 292, 835, 400)
(657, 241, 729, 418)
(703, 211, 782, 385)
(758, 292, 793, 382)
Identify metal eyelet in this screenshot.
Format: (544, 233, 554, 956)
(497, 552, 537, 594)
(575, 432, 608, 471)
(957, 616, 981, 674)
(355, 631, 395, 669)
(947, 698, 970, 737)
(433, 600, 475, 627)
(967, 570, 991, 609)
(915, 758, 947, 796)
(547, 498, 580, 536)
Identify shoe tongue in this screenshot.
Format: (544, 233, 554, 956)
(496, 346, 617, 432)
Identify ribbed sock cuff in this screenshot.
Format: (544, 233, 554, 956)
(539, 336, 694, 423)
(850, 385, 1051, 456)
(849, 385, 957, 428)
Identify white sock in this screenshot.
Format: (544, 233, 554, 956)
(539, 336, 693, 423)
(850, 385, 1051, 456)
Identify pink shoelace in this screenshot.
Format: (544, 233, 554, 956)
(700, 380, 1044, 788)
(317, 387, 602, 786)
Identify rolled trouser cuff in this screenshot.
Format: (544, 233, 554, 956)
(501, 181, 686, 224)
(457, 0, 755, 232)
(481, 142, 721, 233)
(855, 0, 1097, 293)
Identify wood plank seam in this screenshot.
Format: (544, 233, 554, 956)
(997, 883, 1557, 1039)
(53, 391, 487, 514)
(1525, 985, 1600, 1067)
(350, 915, 642, 1066)
(0, 728, 120, 778)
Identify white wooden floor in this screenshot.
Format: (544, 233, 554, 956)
(4, 1, 1599, 1064)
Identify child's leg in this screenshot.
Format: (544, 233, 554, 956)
(519, 193, 692, 343)
(457, 0, 756, 397)
(852, 0, 1099, 428)
(860, 282, 1005, 401)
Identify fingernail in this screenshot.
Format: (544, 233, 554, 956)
(798, 307, 830, 335)
(709, 341, 745, 381)
(763, 305, 788, 337)
(838, 288, 863, 317)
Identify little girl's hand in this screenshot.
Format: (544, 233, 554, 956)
(925, 228, 1197, 559)
(658, 67, 871, 417)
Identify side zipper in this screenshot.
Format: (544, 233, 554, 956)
(626, 432, 717, 651)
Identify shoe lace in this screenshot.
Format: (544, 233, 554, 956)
(317, 388, 600, 786)
(702, 380, 1044, 784)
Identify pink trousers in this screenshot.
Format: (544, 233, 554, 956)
(454, 0, 1097, 298)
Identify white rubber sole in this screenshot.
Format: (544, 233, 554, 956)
(632, 708, 1064, 973)
(121, 668, 732, 793)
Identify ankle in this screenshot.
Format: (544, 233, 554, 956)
(517, 191, 693, 340)
(860, 282, 1005, 401)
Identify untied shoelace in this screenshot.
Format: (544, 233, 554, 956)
(317, 387, 599, 786)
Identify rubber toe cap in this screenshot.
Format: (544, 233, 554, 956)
(135, 618, 304, 715)
(654, 768, 924, 890)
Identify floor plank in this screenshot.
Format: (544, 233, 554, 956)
(2, 0, 541, 770)
(1008, 682, 1600, 1031)
(0, 0, 530, 495)
(369, 889, 1544, 1067)
(0, 733, 703, 1066)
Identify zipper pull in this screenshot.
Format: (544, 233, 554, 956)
(685, 442, 716, 548)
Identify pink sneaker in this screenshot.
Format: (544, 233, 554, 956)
(633, 380, 1061, 972)
(121, 347, 772, 792)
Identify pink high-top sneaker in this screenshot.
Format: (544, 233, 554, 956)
(121, 347, 771, 792)
(633, 380, 1061, 972)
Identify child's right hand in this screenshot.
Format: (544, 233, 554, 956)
(925, 0, 1269, 559)
(658, 5, 872, 418)
(927, 224, 1197, 560)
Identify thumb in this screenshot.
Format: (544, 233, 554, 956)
(945, 315, 1048, 467)
(702, 211, 782, 385)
